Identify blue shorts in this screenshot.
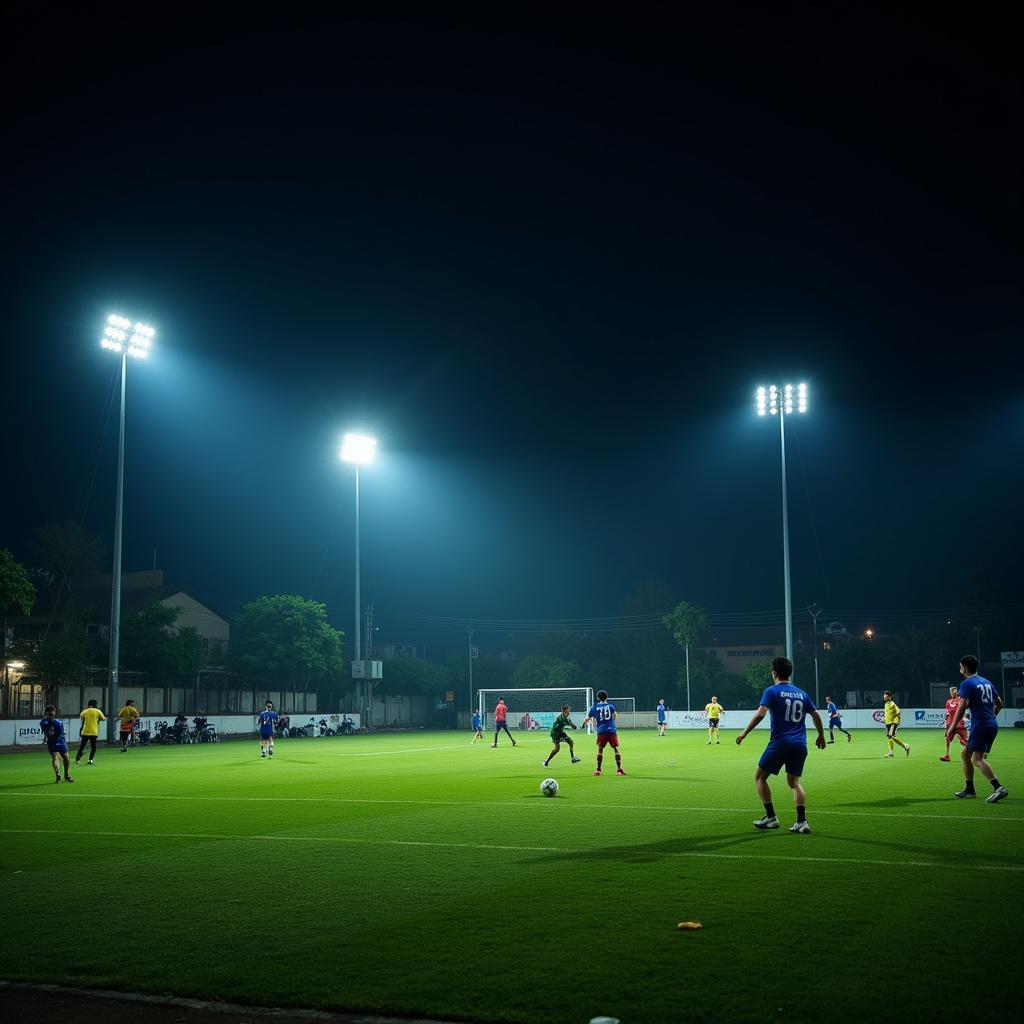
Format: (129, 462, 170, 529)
(47, 742, 69, 755)
(830, 717, 842, 729)
(260, 727, 274, 739)
(967, 724, 998, 754)
(759, 739, 808, 778)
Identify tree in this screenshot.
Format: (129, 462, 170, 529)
(13, 619, 103, 708)
(512, 654, 582, 690)
(31, 522, 107, 607)
(663, 600, 708, 709)
(121, 600, 203, 684)
(1, 549, 36, 615)
(618, 579, 680, 706)
(230, 595, 344, 693)
(380, 656, 454, 696)
(744, 660, 774, 694)
(2, 549, 37, 711)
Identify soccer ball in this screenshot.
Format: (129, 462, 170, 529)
(540, 777, 559, 797)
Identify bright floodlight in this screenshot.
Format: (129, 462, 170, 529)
(102, 314, 154, 358)
(755, 382, 808, 416)
(341, 433, 377, 465)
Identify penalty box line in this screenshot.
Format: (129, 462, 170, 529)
(0, 790, 1021, 824)
(2, 827, 1021, 873)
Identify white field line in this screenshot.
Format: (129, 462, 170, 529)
(0, 789, 1020, 823)
(347, 743, 484, 756)
(2, 827, 1021, 872)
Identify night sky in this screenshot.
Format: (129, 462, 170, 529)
(5, 7, 1021, 646)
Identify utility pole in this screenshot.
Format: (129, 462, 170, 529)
(808, 603, 822, 707)
(974, 626, 982, 667)
(364, 603, 375, 727)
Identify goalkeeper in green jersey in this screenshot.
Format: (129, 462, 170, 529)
(543, 705, 582, 767)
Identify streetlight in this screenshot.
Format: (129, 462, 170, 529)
(340, 432, 377, 724)
(755, 382, 808, 663)
(101, 314, 154, 742)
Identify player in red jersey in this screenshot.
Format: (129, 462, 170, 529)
(940, 685, 968, 761)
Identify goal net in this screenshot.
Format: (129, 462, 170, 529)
(606, 696, 636, 728)
(477, 687, 594, 734)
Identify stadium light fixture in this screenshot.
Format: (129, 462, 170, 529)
(754, 382, 810, 663)
(101, 312, 156, 742)
(340, 432, 377, 465)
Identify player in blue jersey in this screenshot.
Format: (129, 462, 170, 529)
(947, 655, 1008, 803)
(656, 698, 668, 736)
(257, 701, 279, 758)
(582, 690, 625, 776)
(736, 657, 825, 833)
(471, 708, 483, 744)
(825, 696, 852, 743)
(40, 706, 74, 784)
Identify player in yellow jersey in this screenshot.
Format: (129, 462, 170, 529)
(882, 690, 910, 758)
(115, 699, 140, 752)
(76, 699, 106, 765)
(704, 697, 724, 744)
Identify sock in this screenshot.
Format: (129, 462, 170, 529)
(596, 753, 603, 771)
(887, 739, 894, 752)
(796, 805, 807, 823)
(965, 780, 976, 793)
(991, 777, 1001, 790)
(614, 752, 622, 769)
(763, 802, 775, 818)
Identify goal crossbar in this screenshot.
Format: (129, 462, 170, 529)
(477, 687, 594, 733)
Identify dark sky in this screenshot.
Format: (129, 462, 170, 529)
(5, 6, 1021, 645)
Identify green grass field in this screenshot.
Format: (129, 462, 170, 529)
(2, 728, 1021, 1023)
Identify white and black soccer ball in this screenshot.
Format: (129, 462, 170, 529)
(540, 777, 559, 797)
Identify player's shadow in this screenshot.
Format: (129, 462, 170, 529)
(521, 830, 764, 865)
(622, 775, 708, 783)
(0, 782, 69, 790)
(823, 831, 1022, 869)
(836, 796, 953, 808)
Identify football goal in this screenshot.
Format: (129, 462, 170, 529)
(606, 696, 636, 728)
(477, 687, 594, 733)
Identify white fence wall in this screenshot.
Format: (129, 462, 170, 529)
(0, 713, 360, 746)
(666, 708, 1024, 730)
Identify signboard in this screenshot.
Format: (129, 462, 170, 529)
(444, 691, 455, 702)
(1001, 651, 1024, 668)
(351, 660, 383, 679)
(470, 646, 479, 659)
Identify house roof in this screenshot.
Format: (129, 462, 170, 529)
(9, 570, 230, 628)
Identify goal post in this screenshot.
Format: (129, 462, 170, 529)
(606, 696, 636, 728)
(477, 687, 594, 734)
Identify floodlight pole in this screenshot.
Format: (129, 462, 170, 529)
(354, 465, 362, 665)
(106, 346, 127, 744)
(467, 627, 474, 718)
(353, 463, 364, 724)
(779, 403, 794, 663)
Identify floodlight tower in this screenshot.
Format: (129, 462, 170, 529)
(755, 383, 808, 663)
(101, 314, 155, 741)
(340, 433, 377, 717)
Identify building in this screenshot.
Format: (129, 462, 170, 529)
(3, 570, 232, 719)
(697, 626, 785, 675)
